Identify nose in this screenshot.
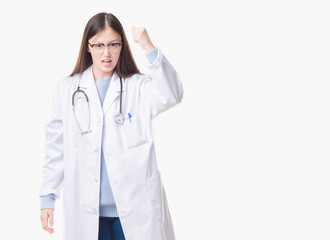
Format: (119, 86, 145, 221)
(103, 46, 111, 56)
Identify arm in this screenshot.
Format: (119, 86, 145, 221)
(39, 81, 65, 234)
(132, 27, 184, 119)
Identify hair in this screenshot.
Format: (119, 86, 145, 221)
(70, 12, 140, 78)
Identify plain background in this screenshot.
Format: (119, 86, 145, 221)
(0, 0, 329, 239)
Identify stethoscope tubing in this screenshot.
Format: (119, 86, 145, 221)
(72, 76, 124, 134)
(119, 76, 122, 115)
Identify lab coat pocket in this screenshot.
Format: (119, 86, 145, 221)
(121, 115, 147, 148)
(146, 173, 165, 223)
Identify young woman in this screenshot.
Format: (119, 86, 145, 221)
(39, 12, 183, 240)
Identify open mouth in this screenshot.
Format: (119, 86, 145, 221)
(102, 59, 112, 63)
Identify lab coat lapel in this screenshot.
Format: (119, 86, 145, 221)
(78, 65, 103, 114)
(102, 71, 126, 116)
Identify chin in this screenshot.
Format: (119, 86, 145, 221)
(101, 66, 115, 74)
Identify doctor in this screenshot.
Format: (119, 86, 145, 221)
(39, 12, 183, 240)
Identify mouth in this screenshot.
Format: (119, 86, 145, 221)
(102, 59, 112, 63)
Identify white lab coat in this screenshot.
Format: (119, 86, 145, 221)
(40, 49, 183, 240)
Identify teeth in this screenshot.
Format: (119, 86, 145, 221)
(103, 60, 111, 63)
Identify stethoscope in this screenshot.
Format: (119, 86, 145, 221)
(72, 77, 124, 135)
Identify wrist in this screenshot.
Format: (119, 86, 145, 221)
(142, 42, 156, 52)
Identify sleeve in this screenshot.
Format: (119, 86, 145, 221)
(145, 48, 159, 64)
(140, 49, 184, 119)
(39, 80, 65, 200)
(40, 194, 56, 210)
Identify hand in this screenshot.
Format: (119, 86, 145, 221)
(40, 209, 54, 234)
(132, 27, 156, 52)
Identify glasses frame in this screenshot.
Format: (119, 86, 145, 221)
(88, 42, 123, 53)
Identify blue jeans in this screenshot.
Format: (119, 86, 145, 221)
(98, 217, 126, 240)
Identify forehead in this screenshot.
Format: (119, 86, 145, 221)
(89, 26, 121, 42)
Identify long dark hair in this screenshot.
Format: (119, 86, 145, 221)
(70, 12, 140, 78)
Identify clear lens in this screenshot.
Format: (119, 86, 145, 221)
(92, 43, 122, 54)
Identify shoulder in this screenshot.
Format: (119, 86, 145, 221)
(130, 73, 149, 81)
(126, 73, 152, 88)
(55, 74, 79, 93)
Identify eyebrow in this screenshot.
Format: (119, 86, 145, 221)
(91, 39, 121, 44)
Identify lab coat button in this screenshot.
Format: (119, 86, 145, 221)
(94, 177, 99, 182)
(94, 148, 99, 153)
(114, 180, 119, 185)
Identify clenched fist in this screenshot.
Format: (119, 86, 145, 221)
(132, 27, 156, 52)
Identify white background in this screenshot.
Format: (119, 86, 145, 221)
(0, 0, 329, 239)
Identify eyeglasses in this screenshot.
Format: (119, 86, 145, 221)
(88, 42, 123, 54)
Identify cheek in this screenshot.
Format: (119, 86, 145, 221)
(90, 52, 100, 63)
(112, 54, 121, 64)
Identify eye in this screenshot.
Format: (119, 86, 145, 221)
(111, 43, 121, 47)
(95, 44, 104, 48)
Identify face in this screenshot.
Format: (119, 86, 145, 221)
(88, 26, 122, 80)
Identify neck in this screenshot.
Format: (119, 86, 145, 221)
(92, 66, 113, 81)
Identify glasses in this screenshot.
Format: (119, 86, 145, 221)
(88, 42, 123, 54)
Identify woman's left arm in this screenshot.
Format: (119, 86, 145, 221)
(132, 27, 184, 119)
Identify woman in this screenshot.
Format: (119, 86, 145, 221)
(39, 12, 183, 240)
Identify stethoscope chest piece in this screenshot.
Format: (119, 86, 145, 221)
(114, 113, 124, 125)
